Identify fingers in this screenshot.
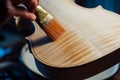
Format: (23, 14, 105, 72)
(24, 0, 39, 13)
(0, 0, 39, 26)
(11, 0, 39, 12)
(8, 6, 36, 20)
(8, 0, 39, 20)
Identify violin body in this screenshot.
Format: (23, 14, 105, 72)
(21, 0, 120, 79)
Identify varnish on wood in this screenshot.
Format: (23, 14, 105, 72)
(17, 0, 120, 79)
(26, 0, 120, 67)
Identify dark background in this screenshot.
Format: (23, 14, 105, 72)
(0, 0, 120, 80)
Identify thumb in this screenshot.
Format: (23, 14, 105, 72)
(7, 0, 36, 20)
(9, 6, 36, 20)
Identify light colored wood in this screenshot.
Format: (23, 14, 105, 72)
(25, 0, 120, 68)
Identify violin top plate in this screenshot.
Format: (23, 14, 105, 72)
(26, 0, 120, 68)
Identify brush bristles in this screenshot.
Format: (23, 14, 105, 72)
(43, 18, 65, 41)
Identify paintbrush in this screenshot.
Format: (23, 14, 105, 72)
(35, 5, 65, 41)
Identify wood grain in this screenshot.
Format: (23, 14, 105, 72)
(25, 0, 120, 68)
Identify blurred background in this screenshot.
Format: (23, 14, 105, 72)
(0, 0, 120, 80)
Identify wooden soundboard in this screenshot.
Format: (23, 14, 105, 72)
(17, 0, 120, 79)
(26, 0, 120, 67)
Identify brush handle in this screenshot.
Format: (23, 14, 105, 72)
(35, 5, 53, 27)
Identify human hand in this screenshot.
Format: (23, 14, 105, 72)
(0, 0, 39, 26)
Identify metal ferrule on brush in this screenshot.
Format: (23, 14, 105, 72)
(35, 6, 53, 27)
